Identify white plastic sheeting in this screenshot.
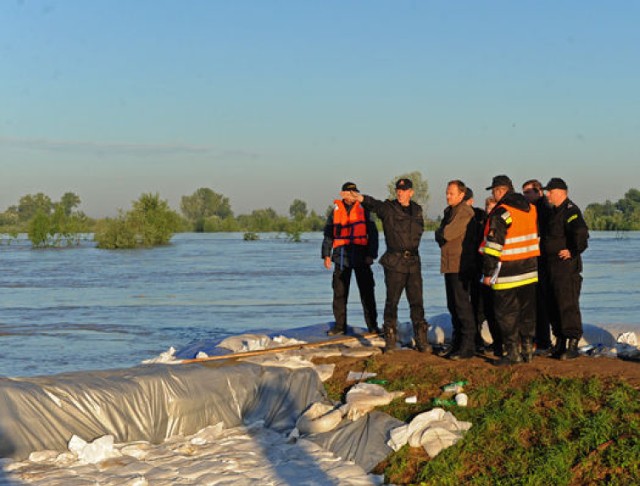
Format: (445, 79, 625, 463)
(4, 422, 382, 486)
(0, 363, 325, 460)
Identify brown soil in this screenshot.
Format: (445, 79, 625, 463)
(315, 348, 640, 401)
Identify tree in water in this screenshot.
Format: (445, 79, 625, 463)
(180, 188, 233, 232)
(386, 170, 430, 210)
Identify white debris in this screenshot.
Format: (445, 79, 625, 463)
(617, 331, 638, 347)
(141, 347, 179, 364)
(405, 396, 418, 404)
(195, 351, 209, 359)
(387, 408, 472, 457)
(68, 434, 121, 464)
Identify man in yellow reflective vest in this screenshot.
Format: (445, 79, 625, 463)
(480, 175, 540, 366)
(322, 182, 379, 335)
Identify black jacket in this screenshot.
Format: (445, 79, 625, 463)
(361, 195, 424, 273)
(321, 202, 379, 268)
(542, 197, 589, 270)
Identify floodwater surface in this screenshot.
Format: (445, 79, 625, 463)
(1, 231, 638, 377)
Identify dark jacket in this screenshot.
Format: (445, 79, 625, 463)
(481, 192, 539, 285)
(435, 202, 477, 275)
(542, 197, 589, 270)
(321, 202, 379, 268)
(361, 195, 424, 273)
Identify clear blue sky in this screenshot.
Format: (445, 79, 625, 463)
(2, 0, 638, 218)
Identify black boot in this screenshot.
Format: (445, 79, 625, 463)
(413, 321, 431, 353)
(495, 344, 522, 367)
(560, 338, 580, 360)
(383, 326, 397, 354)
(551, 338, 567, 359)
(521, 338, 534, 363)
(327, 325, 346, 336)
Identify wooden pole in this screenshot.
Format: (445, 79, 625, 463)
(180, 332, 380, 364)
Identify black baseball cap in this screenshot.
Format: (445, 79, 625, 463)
(486, 175, 513, 190)
(341, 181, 359, 192)
(395, 178, 413, 190)
(543, 178, 568, 191)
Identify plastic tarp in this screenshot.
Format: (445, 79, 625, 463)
(306, 411, 403, 473)
(0, 362, 325, 461)
(1, 361, 399, 474)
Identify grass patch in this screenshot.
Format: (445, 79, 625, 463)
(386, 377, 640, 485)
(322, 356, 640, 484)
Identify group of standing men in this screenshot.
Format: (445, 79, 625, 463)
(321, 175, 589, 366)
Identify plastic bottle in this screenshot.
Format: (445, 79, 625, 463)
(365, 378, 388, 385)
(441, 380, 468, 393)
(431, 397, 458, 407)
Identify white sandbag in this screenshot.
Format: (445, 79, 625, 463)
(296, 402, 344, 434)
(341, 347, 382, 358)
(387, 408, 472, 457)
(219, 333, 307, 352)
(345, 383, 404, 420)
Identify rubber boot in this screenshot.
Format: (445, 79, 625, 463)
(383, 325, 397, 354)
(521, 338, 534, 363)
(560, 338, 580, 360)
(495, 343, 522, 367)
(551, 338, 567, 359)
(413, 321, 431, 354)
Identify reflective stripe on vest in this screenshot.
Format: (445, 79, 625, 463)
(332, 200, 368, 248)
(492, 271, 539, 290)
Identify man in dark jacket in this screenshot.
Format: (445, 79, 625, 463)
(542, 177, 589, 360)
(480, 175, 540, 366)
(322, 182, 379, 335)
(522, 179, 553, 354)
(352, 178, 430, 353)
(435, 180, 478, 360)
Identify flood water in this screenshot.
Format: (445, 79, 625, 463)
(1, 231, 639, 377)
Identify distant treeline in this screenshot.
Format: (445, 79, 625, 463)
(583, 188, 640, 230)
(0, 171, 435, 248)
(5, 177, 633, 249)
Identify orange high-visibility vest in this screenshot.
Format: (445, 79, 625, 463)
(479, 203, 540, 261)
(332, 200, 368, 248)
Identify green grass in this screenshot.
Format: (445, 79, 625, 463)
(378, 377, 640, 485)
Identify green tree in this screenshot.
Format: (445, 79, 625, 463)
(58, 192, 81, 217)
(18, 193, 53, 221)
(289, 199, 308, 220)
(386, 170, 430, 210)
(180, 188, 233, 232)
(27, 210, 51, 247)
(95, 193, 180, 249)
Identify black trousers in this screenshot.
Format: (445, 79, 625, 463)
(444, 273, 476, 352)
(547, 261, 583, 340)
(383, 268, 426, 331)
(492, 283, 536, 351)
(332, 265, 378, 331)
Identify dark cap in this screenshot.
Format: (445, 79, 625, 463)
(463, 187, 474, 201)
(543, 177, 568, 191)
(341, 181, 359, 192)
(395, 178, 413, 190)
(485, 175, 513, 190)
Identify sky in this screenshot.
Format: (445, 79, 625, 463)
(1, 0, 639, 218)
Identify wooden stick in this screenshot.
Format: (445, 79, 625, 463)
(180, 332, 380, 364)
